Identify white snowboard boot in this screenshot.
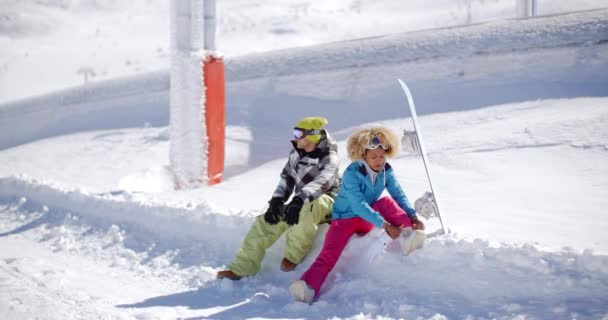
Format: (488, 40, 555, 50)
(289, 280, 315, 304)
(399, 227, 426, 256)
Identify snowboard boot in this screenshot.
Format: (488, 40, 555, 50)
(280, 257, 297, 272)
(216, 269, 242, 280)
(289, 280, 315, 304)
(399, 227, 426, 256)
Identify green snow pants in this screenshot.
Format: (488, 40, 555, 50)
(228, 194, 334, 277)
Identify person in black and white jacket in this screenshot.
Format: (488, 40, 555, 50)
(217, 117, 340, 280)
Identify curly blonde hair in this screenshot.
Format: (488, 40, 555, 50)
(347, 127, 400, 161)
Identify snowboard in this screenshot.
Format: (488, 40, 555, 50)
(397, 79, 448, 235)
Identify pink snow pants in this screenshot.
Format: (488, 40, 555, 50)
(299, 196, 413, 297)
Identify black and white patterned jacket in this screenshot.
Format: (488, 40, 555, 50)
(272, 131, 341, 203)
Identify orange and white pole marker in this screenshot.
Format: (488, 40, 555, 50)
(203, 0, 224, 186)
(170, 0, 224, 188)
(203, 54, 225, 185)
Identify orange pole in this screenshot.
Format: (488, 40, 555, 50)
(203, 57, 225, 185)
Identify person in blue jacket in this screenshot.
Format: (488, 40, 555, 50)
(289, 126, 426, 304)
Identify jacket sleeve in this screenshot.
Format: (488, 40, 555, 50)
(385, 168, 416, 217)
(272, 153, 295, 201)
(341, 168, 385, 228)
(298, 148, 340, 202)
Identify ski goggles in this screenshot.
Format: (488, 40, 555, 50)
(366, 135, 389, 150)
(293, 128, 321, 140)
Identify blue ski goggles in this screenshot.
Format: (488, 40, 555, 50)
(293, 128, 321, 140)
(366, 135, 389, 150)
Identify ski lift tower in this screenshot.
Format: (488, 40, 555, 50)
(517, 0, 537, 17)
(170, 0, 225, 188)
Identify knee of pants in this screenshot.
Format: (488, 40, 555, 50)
(299, 207, 321, 225)
(305, 195, 335, 223)
(242, 216, 287, 249)
(371, 196, 402, 213)
(284, 199, 330, 238)
(355, 219, 374, 235)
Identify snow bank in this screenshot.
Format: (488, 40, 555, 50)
(2, 180, 607, 319)
(0, 175, 251, 268)
(0, 71, 169, 150)
(226, 8, 608, 81)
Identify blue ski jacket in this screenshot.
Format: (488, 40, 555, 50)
(331, 160, 416, 227)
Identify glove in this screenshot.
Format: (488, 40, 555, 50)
(410, 216, 425, 230)
(283, 196, 304, 225)
(264, 197, 284, 224)
(384, 223, 402, 239)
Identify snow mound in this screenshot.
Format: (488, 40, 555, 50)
(1, 173, 607, 319)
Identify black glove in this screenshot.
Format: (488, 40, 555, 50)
(264, 197, 284, 224)
(283, 196, 304, 225)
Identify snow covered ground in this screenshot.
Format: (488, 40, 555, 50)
(1, 96, 608, 319)
(1, 1, 608, 320)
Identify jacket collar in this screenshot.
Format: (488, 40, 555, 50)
(357, 161, 392, 176)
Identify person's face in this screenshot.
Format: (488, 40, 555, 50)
(295, 136, 315, 151)
(364, 147, 386, 172)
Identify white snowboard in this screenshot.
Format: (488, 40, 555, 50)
(397, 79, 448, 234)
